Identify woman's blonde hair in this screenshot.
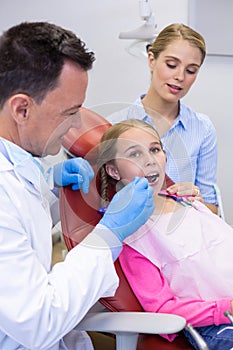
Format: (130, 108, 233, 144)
(148, 23, 206, 65)
(97, 119, 163, 208)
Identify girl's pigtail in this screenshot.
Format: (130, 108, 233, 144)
(99, 166, 110, 209)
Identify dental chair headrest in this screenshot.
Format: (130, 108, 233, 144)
(62, 107, 111, 160)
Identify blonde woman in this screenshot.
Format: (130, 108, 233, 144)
(108, 23, 218, 214)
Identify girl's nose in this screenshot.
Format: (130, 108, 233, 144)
(145, 153, 156, 166)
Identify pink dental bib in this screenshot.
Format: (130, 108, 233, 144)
(125, 200, 233, 301)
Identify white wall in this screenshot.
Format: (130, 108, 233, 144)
(1, 0, 233, 224)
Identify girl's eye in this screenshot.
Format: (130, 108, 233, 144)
(129, 151, 140, 158)
(151, 147, 161, 153)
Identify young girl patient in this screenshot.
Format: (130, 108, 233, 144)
(97, 118, 233, 350)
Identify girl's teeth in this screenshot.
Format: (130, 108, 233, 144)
(146, 174, 159, 183)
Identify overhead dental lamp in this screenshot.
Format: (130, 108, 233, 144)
(119, 0, 157, 42)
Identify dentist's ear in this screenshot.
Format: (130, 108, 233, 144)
(105, 164, 121, 180)
(9, 94, 31, 124)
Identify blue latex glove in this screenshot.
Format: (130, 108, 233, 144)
(99, 177, 154, 242)
(53, 158, 94, 193)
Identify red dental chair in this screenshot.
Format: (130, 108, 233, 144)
(59, 107, 194, 350)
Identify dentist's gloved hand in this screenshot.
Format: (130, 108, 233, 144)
(99, 177, 154, 242)
(53, 158, 94, 193)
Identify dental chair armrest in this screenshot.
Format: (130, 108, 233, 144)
(75, 311, 186, 333)
(75, 312, 186, 350)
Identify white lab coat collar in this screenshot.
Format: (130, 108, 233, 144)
(0, 138, 54, 195)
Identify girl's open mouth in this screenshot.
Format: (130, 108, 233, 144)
(145, 173, 159, 184)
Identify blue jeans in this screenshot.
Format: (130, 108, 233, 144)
(183, 324, 233, 350)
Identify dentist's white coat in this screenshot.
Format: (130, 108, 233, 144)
(0, 138, 118, 350)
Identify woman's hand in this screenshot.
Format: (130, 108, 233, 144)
(166, 182, 203, 202)
(167, 182, 219, 214)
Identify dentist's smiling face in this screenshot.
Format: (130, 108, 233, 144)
(15, 61, 88, 157)
(105, 127, 166, 193)
(148, 39, 202, 102)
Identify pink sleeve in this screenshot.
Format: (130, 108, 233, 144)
(119, 244, 231, 328)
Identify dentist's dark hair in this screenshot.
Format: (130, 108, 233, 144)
(0, 21, 95, 109)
